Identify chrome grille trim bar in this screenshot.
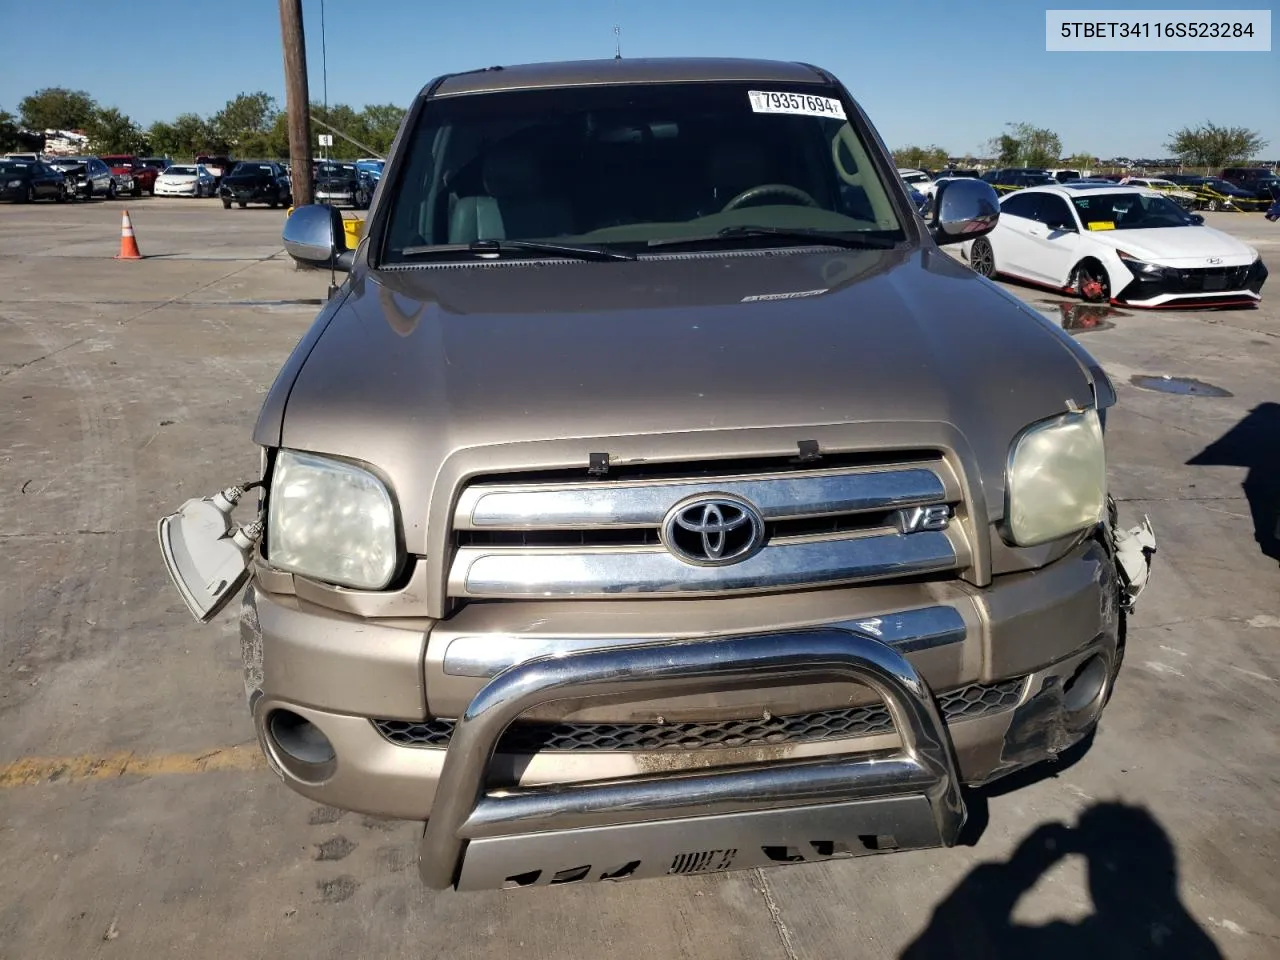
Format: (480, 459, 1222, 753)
(448, 530, 961, 599)
(454, 465, 950, 530)
(441, 604, 967, 677)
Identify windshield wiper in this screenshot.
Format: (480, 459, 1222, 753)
(646, 226, 899, 251)
(401, 239, 636, 262)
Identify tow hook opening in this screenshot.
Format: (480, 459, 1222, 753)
(266, 709, 337, 782)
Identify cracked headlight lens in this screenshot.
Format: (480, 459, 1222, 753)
(268, 449, 398, 589)
(1005, 408, 1106, 546)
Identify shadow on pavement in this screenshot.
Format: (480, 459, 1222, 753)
(902, 802, 1223, 960)
(1187, 401, 1280, 566)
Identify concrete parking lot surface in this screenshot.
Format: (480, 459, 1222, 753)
(1, 199, 1277, 959)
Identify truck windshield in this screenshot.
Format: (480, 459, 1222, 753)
(382, 80, 905, 262)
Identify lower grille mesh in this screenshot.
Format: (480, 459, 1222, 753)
(373, 677, 1026, 753)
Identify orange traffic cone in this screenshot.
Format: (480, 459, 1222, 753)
(115, 209, 143, 260)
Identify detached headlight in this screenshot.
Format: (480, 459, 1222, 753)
(1005, 409, 1107, 546)
(268, 449, 398, 589)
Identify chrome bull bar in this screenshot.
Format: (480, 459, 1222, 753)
(418, 629, 967, 890)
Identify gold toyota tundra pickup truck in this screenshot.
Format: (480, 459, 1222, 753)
(159, 56, 1157, 892)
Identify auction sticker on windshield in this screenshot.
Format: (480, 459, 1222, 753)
(748, 91, 846, 119)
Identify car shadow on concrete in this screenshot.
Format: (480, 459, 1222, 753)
(901, 802, 1224, 959)
(1187, 401, 1280, 565)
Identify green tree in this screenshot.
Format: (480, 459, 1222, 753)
(893, 145, 950, 171)
(0, 108, 22, 152)
(1063, 152, 1095, 172)
(18, 87, 97, 131)
(360, 103, 407, 154)
(1165, 122, 1268, 169)
(264, 111, 291, 159)
(311, 103, 370, 159)
(85, 107, 146, 154)
(989, 123, 1062, 168)
(146, 113, 220, 159)
(213, 92, 278, 157)
(992, 133, 1021, 166)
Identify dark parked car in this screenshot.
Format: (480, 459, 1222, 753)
(47, 156, 116, 199)
(0, 158, 67, 202)
(934, 168, 980, 180)
(1165, 175, 1259, 210)
(314, 160, 373, 209)
(981, 168, 1055, 189)
(220, 161, 292, 208)
(1221, 167, 1275, 190)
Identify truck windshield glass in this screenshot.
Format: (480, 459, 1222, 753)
(382, 81, 905, 261)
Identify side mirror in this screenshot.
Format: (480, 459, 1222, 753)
(1188, 213, 1205, 225)
(283, 203, 353, 271)
(929, 178, 1000, 246)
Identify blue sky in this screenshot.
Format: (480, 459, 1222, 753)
(1, 0, 1275, 157)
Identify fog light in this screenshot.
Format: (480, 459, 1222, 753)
(1062, 654, 1108, 714)
(268, 709, 336, 767)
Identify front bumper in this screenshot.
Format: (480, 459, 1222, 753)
(1117, 258, 1267, 308)
(221, 185, 279, 202)
(243, 535, 1129, 888)
(155, 182, 200, 196)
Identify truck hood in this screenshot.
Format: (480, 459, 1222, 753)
(260, 246, 1101, 539)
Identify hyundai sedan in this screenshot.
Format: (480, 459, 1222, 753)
(961, 184, 1267, 308)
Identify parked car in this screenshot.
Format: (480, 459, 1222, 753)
(219, 161, 292, 208)
(356, 157, 385, 182)
(1119, 176, 1198, 209)
(981, 168, 1056, 189)
(1162, 175, 1258, 210)
(1220, 167, 1275, 191)
(935, 168, 980, 180)
(195, 154, 235, 184)
(155, 163, 218, 198)
(100, 155, 158, 196)
(314, 160, 372, 208)
(901, 178, 929, 213)
(1047, 169, 1082, 182)
(961, 183, 1267, 308)
(897, 167, 932, 192)
(0, 158, 67, 202)
(47, 156, 116, 199)
(159, 56, 1159, 894)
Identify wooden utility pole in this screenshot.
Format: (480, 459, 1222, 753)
(278, 0, 314, 207)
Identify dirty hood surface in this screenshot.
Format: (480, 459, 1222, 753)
(266, 246, 1097, 541)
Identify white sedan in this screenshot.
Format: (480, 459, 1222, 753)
(155, 164, 218, 198)
(960, 184, 1267, 308)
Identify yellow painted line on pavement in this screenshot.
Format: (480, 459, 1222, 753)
(0, 742, 268, 789)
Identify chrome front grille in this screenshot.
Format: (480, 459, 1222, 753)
(373, 677, 1026, 752)
(447, 459, 968, 599)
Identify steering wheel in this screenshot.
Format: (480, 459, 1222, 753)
(722, 183, 819, 213)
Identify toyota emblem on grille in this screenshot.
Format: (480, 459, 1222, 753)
(662, 495, 765, 566)
(1206, 257, 1222, 264)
